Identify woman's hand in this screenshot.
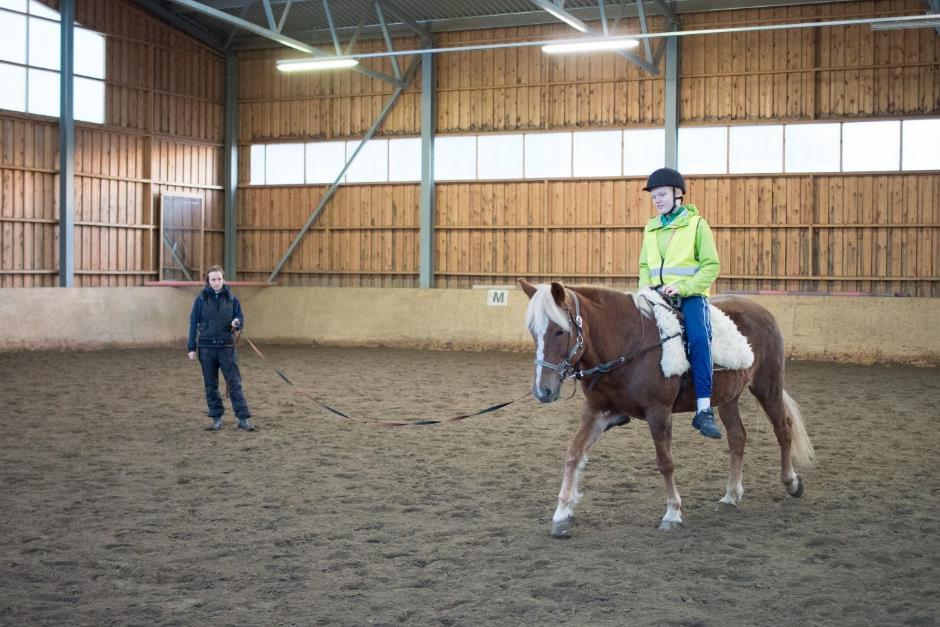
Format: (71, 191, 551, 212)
(660, 284, 680, 296)
(188, 351, 196, 361)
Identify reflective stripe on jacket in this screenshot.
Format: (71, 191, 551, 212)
(638, 203, 720, 298)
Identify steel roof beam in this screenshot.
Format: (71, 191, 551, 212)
(378, 0, 431, 42)
(322, 0, 342, 54)
(375, 1, 402, 80)
(277, 0, 292, 32)
(133, 0, 227, 53)
(162, 0, 407, 86)
(268, 55, 422, 282)
(344, 3, 374, 55)
(261, 0, 276, 30)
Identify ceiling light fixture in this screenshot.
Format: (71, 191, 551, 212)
(276, 57, 359, 72)
(542, 38, 640, 54)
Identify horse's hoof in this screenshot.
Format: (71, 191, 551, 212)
(715, 500, 740, 513)
(657, 520, 682, 531)
(551, 518, 573, 538)
(788, 476, 805, 498)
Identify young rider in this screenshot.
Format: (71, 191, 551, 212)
(638, 168, 722, 439)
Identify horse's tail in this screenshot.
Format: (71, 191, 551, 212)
(782, 390, 815, 468)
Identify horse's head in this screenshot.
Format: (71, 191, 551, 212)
(519, 278, 583, 404)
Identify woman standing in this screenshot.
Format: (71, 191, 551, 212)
(187, 265, 257, 432)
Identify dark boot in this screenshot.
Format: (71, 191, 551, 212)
(237, 418, 258, 432)
(205, 417, 223, 431)
(692, 407, 722, 439)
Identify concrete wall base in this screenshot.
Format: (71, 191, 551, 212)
(2, 286, 937, 365)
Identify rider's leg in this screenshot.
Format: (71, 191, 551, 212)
(681, 295, 721, 439)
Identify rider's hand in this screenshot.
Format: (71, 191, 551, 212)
(661, 284, 679, 297)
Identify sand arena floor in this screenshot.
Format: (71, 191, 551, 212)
(1, 346, 938, 625)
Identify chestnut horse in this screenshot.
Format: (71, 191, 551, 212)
(519, 279, 815, 537)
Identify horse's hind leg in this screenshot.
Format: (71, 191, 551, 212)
(551, 407, 610, 538)
(716, 397, 746, 508)
(750, 382, 815, 499)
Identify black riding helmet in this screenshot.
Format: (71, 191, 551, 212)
(642, 167, 686, 194)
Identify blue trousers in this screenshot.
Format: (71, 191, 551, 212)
(680, 295, 713, 400)
(198, 345, 251, 420)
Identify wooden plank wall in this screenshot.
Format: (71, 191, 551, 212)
(0, 0, 223, 286)
(237, 0, 939, 295)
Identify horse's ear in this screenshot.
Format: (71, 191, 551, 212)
(550, 281, 567, 307)
(518, 278, 537, 299)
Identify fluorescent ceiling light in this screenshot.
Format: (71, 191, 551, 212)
(277, 58, 359, 72)
(542, 38, 640, 54)
(870, 18, 940, 30)
(531, 0, 590, 33)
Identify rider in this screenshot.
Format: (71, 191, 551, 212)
(638, 167, 722, 439)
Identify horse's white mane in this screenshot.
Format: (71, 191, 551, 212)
(525, 285, 655, 333)
(525, 285, 572, 333)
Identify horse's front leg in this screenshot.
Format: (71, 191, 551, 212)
(551, 407, 611, 538)
(646, 406, 682, 530)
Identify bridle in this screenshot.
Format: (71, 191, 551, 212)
(533, 289, 681, 388)
(533, 289, 586, 383)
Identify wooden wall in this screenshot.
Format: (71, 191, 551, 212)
(2, 1, 937, 295)
(236, 0, 939, 296)
(0, 0, 223, 287)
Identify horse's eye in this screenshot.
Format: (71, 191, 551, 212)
(554, 330, 565, 336)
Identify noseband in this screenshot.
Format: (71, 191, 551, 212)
(533, 289, 585, 382)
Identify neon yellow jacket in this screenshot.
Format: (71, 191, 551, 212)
(638, 204, 720, 297)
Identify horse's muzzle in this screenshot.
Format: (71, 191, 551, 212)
(533, 384, 561, 404)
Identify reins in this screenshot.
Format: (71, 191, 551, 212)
(239, 332, 531, 427)
(536, 289, 681, 390)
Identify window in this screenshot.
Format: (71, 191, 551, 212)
(729, 125, 783, 174)
(248, 118, 938, 185)
(249, 145, 266, 185)
(901, 119, 940, 171)
(0, 3, 106, 123)
(345, 139, 388, 183)
(0, 11, 26, 63)
(435, 136, 476, 181)
(388, 137, 421, 182)
(842, 121, 901, 172)
(264, 143, 304, 185)
(305, 141, 346, 184)
(525, 132, 571, 179)
(0, 63, 26, 110)
(477, 134, 523, 180)
(572, 130, 621, 178)
(678, 127, 728, 174)
(623, 128, 665, 176)
(785, 123, 841, 173)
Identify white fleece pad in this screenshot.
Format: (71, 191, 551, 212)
(636, 287, 755, 378)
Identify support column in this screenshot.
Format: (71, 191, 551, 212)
(664, 35, 679, 169)
(419, 51, 435, 289)
(224, 53, 238, 278)
(58, 0, 75, 287)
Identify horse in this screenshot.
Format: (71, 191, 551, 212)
(518, 279, 815, 537)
